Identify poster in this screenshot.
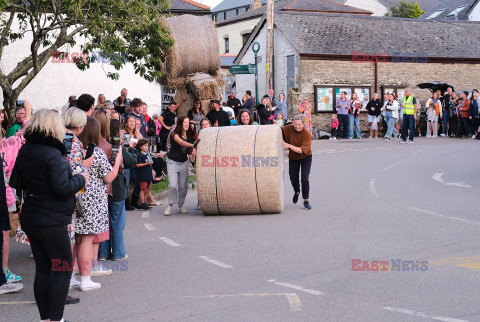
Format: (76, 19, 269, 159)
(335, 88, 352, 105)
(316, 87, 333, 111)
(354, 88, 370, 109)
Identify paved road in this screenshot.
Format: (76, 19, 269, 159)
(3, 137, 480, 321)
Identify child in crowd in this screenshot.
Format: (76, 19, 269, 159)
(426, 102, 436, 138)
(227, 111, 236, 126)
(330, 114, 339, 140)
(276, 113, 285, 127)
(136, 139, 154, 209)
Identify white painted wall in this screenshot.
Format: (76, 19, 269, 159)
(273, 27, 299, 97)
(344, 0, 387, 16)
(235, 25, 267, 100)
(0, 14, 163, 116)
(216, 18, 261, 55)
(469, 2, 480, 21)
(195, 0, 223, 8)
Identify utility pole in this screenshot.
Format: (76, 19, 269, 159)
(266, 0, 274, 92)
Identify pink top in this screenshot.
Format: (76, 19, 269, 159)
(154, 120, 161, 136)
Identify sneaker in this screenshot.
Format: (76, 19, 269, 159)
(91, 264, 112, 277)
(293, 193, 299, 204)
(5, 270, 22, 283)
(164, 205, 172, 216)
(329, 137, 334, 140)
(407, 140, 414, 144)
(179, 207, 189, 214)
(303, 201, 312, 210)
(384, 137, 390, 141)
(333, 137, 337, 140)
(0, 282, 23, 294)
(472, 135, 476, 139)
(399, 141, 407, 144)
(112, 254, 128, 261)
(79, 279, 101, 292)
(69, 275, 81, 290)
(440, 133, 446, 137)
(139, 203, 152, 210)
(65, 295, 80, 305)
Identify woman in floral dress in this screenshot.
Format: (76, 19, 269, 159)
(298, 98, 312, 134)
(75, 117, 122, 292)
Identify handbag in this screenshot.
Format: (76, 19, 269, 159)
(75, 194, 85, 217)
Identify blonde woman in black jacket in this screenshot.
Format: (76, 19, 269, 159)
(11, 109, 87, 322)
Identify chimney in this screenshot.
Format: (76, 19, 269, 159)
(253, 0, 262, 9)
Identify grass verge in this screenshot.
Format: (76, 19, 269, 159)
(151, 175, 196, 196)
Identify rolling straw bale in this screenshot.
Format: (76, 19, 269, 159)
(196, 125, 284, 215)
(163, 15, 220, 84)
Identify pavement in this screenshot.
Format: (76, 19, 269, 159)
(2, 136, 480, 321)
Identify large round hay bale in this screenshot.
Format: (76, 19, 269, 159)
(196, 125, 284, 215)
(163, 15, 220, 83)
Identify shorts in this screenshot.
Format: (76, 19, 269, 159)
(8, 203, 16, 212)
(140, 182, 152, 190)
(368, 115, 380, 123)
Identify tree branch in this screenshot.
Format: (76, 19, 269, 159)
(0, 10, 16, 61)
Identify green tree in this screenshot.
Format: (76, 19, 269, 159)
(385, 1, 425, 18)
(0, 0, 174, 123)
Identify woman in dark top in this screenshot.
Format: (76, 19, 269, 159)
(366, 93, 382, 139)
(10, 109, 87, 322)
(164, 116, 196, 216)
(187, 100, 205, 133)
(159, 101, 177, 151)
(256, 97, 274, 125)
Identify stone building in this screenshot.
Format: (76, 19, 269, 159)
(233, 11, 480, 133)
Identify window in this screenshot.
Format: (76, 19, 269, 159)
(446, 5, 467, 17)
(426, 8, 446, 19)
(242, 33, 251, 45)
(224, 38, 229, 53)
(314, 85, 372, 113)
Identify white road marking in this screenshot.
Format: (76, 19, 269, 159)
(199, 256, 233, 268)
(141, 211, 150, 218)
(369, 179, 379, 196)
(383, 306, 468, 322)
(267, 279, 323, 295)
(409, 207, 480, 226)
(184, 293, 302, 312)
(0, 301, 36, 305)
(433, 173, 472, 188)
(144, 223, 156, 231)
(159, 237, 181, 247)
(381, 157, 408, 172)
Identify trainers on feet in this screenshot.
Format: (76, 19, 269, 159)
(303, 201, 312, 210)
(79, 279, 101, 292)
(69, 275, 81, 289)
(0, 282, 23, 294)
(65, 295, 80, 305)
(179, 207, 188, 214)
(384, 137, 390, 141)
(164, 205, 172, 216)
(91, 264, 112, 277)
(5, 270, 22, 283)
(293, 193, 299, 204)
(407, 140, 414, 144)
(399, 140, 407, 144)
(112, 254, 128, 261)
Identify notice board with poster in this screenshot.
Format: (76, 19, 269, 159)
(314, 85, 372, 113)
(161, 87, 176, 114)
(314, 87, 333, 112)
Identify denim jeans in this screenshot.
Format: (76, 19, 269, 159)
(442, 113, 449, 135)
(348, 114, 361, 139)
(337, 114, 349, 139)
(401, 114, 416, 142)
(132, 168, 140, 198)
(22, 223, 72, 321)
(385, 111, 398, 138)
(124, 168, 131, 197)
(99, 200, 126, 260)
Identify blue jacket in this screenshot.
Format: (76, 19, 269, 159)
(469, 99, 479, 118)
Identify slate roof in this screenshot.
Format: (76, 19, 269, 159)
(212, 0, 255, 12)
(170, 0, 210, 12)
(421, 0, 479, 20)
(235, 11, 480, 63)
(216, 0, 371, 26)
(274, 12, 480, 58)
(329, 0, 439, 13)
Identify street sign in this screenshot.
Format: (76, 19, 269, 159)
(229, 64, 256, 75)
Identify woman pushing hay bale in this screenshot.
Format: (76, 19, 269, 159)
(196, 125, 284, 215)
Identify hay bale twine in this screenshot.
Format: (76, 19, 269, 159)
(163, 15, 220, 83)
(197, 125, 284, 215)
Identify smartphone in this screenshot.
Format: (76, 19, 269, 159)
(84, 143, 95, 160)
(123, 133, 131, 147)
(16, 100, 24, 108)
(111, 136, 120, 163)
(63, 133, 74, 154)
(146, 150, 153, 163)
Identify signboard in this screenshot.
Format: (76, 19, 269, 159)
(229, 64, 256, 75)
(162, 87, 176, 113)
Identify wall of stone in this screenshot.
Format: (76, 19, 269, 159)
(297, 59, 480, 136)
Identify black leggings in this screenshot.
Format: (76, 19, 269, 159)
(289, 155, 312, 200)
(22, 223, 72, 321)
(0, 227, 5, 286)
